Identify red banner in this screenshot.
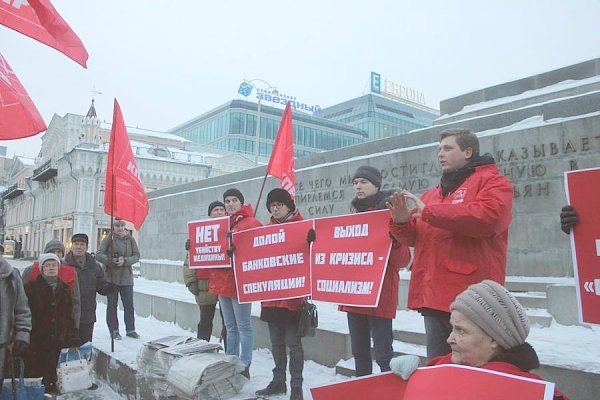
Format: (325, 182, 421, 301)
(311, 367, 555, 400)
(104, 99, 149, 230)
(232, 220, 313, 303)
(266, 102, 296, 197)
(188, 217, 231, 269)
(0, 52, 47, 139)
(0, 0, 88, 67)
(565, 167, 600, 325)
(311, 210, 392, 306)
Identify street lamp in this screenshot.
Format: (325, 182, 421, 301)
(238, 79, 279, 165)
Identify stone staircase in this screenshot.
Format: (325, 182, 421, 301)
(116, 260, 598, 400)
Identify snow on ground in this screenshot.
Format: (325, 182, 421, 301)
(10, 258, 600, 399)
(92, 302, 348, 399)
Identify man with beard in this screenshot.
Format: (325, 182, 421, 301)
(388, 128, 513, 360)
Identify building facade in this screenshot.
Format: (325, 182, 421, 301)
(316, 93, 439, 141)
(1, 102, 256, 258)
(169, 99, 368, 161)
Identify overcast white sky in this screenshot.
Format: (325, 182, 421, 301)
(1, 0, 599, 159)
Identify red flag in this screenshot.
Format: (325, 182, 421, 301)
(266, 102, 296, 197)
(104, 99, 149, 230)
(0, 0, 88, 68)
(0, 52, 46, 139)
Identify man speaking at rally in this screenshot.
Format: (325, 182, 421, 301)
(387, 128, 513, 360)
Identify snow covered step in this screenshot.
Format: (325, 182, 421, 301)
(504, 276, 574, 293)
(513, 291, 548, 309)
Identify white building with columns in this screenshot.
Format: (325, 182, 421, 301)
(2, 101, 255, 257)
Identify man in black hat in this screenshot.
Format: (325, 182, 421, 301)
(64, 233, 116, 345)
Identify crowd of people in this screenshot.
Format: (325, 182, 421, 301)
(0, 128, 574, 399)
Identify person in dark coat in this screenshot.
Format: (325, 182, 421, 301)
(64, 233, 116, 346)
(23, 253, 80, 394)
(256, 189, 308, 400)
(22, 239, 81, 327)
(0, 244, 31, 393)
(341, 166, 411, 377)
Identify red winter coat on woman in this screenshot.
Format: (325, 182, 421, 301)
(389, 164, 513, 313)
(260, 210, 306, 315)
(209, 204, 262, 298)
(339, 190, 411, 319)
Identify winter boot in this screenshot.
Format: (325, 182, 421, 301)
(256, 381, 286, 396)
(290, 386, 304, 400)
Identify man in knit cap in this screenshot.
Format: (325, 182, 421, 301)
(341, 165, 410, 378)
(22, 239, 81, 327)
(210, 188, 262, 378)
(388, 128, 513, 360)
(390, 280, 569, 399)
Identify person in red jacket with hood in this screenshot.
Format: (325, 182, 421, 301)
(209, 188, 262, 378)
(388, 128, 513, 361)
(255, 189, 308, 400)
(340, 166, 411, 377)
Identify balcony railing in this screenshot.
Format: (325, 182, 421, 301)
(31, 159, 58, 182)
(2, 184, 24, 200)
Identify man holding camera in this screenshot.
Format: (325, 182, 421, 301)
(97, 219, 141, 340)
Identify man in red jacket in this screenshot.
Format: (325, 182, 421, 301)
(388, 128, 513, 360)
(209, 188, 262, 379)
(256, 189, 308, 400)
(340, 166, 411, 377)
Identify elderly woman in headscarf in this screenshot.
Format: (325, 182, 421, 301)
(391, 280, 569, 400)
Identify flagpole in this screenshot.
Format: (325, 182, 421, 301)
(109, 118, 116, 353)
(254, 170, 270, 218)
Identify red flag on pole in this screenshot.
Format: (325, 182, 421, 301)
(104, 99, 149, 230)
(0, 52, 47, 139)
(0, 0, 88, 68)
(266, 102, 296, 197)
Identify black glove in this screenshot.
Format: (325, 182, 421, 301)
(227, 246, 235, 258)
(560, 205, 578, 234)
(185, 239, 190, 251)
(306, 228, 316, 244)
(187, 281, 199, 296)
(12, 340, 28, 357)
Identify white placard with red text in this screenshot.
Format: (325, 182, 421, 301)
(311, 209, 392, 307)
(232, 220, 313, 303)
(565, 167, 600, 325)
(187, 216, 231, 269)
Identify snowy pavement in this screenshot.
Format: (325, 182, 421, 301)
(9, 257, 600, 399)
(91, 302, 349, 399)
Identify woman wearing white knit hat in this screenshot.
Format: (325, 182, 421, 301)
(391, 280, 569, 400)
